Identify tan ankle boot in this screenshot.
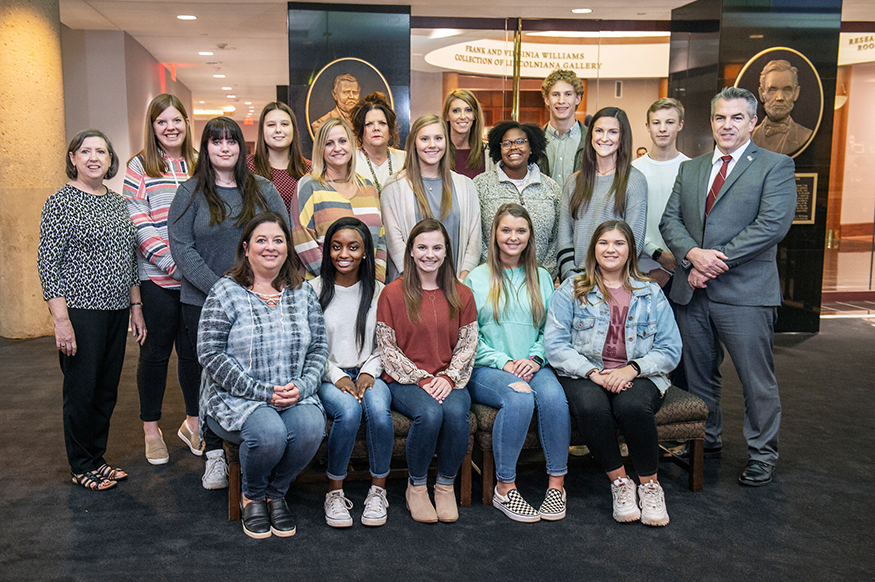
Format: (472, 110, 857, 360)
(406, 483, 437, 523)
(433, 483, 459, 523)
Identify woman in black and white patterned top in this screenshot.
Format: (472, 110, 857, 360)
(38, 129, 147, 492)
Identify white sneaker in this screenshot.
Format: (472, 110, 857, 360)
(638, 481, 670, 526)
(611, 477, 641, 523)
(202, 449, 229, 490)
(361, 485, 389, 526)
(324, 489, 354, 527)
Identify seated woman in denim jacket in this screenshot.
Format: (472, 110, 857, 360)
(198, 212, 327, 540)
(545, 220, 681, 527)
(309, 217, 393, 528)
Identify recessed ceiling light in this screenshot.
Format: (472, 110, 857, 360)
(571, 8, 593, 14)
(222, 106, 236, 112)
(429, 29, 462, 39)
(199, 101, 205, 104)
(221, 86, 232, 90)
(199, 51, 214, 56)
(213, 74, 225, 78)
(749, 34, 764, 39)
(177, 15, 197, 21)
(245, 102, 252, 105)
(226, 95, 236, 98)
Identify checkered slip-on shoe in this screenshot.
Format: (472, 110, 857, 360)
(538, 488, 567, 521)
(493, 487, 540, 523)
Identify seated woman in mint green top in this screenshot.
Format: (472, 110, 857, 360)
(463, 203, 570, 524)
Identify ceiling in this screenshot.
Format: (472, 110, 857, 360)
(59, 0, 874, 121)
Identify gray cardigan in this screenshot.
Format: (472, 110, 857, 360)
(167, 175, 288, 306)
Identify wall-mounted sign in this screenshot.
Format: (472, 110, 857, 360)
(425, 39, 669, 79)
(734, 47, 823, 159)
(838, 32, 875, 66)
(793, 173, 817, 225)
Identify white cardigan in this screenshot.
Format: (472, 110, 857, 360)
(380, 170, 482, 282)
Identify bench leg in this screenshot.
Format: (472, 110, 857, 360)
(481, 449, 495, 506)
(460, 452, 472, 508)
(688, 438, 704, 492)
(228, 461, 241, 521)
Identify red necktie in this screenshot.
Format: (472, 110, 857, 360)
(705, 155, 733, 217)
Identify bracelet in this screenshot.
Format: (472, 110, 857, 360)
(584, 368, 598, 379)
(628, 360, 641, 375)
(131, 302, 142, 306)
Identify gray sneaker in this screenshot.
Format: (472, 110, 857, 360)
(361, 485, 389, 526)
(324, 489, 354, 527)
(202, 449, 229, 490)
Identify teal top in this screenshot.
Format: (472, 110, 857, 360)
(464, 263, 554, 369)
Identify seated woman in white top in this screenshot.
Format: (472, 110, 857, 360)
(381, 114, 481, 282)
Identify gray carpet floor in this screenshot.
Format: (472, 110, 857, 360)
(0, 318, 872, 581)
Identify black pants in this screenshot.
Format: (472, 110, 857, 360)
(560, 376, 664, 477)
(61, 308, 128, 474)
(181, 302, 223, 453)
(137, 281, 200, 421)
(664, 275, 687, 391)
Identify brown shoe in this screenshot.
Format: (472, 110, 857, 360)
(405, 482, 437, 523)
(145, 429, 170, 465)
(434, 483, 458, 523)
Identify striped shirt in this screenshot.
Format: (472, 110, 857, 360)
(294, 176, 387, 282)
(124, 154, 192, 289)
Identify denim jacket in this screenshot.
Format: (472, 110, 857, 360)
(544, 277, 682, 393)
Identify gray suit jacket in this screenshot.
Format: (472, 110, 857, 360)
(659, 142, 796, 307)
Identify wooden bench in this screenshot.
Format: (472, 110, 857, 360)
(470, 385, 708, 505)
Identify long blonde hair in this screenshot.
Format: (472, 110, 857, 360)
(442, 89, 485, 172)
(485, 204, 545, 327)
(572, 220, 651, 304)
(401, 115, 453, 220)
(402, 219, 462, 323)
(134, 94, 197, 178)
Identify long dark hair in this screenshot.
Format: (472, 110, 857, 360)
(226, 211, 303, 290)
(187, 116, 271, 226)
(402, 219, 462, 323)
(318, 217, 377, 351)
(570, 107, 633, 219)
(251, 102, 308, 181)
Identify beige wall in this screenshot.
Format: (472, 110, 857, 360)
(0, 0, 66, 338)
(586, 77, 662, 156)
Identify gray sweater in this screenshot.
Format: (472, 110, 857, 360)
(556, 168, 648, 281)
(167, 175, 288, 306)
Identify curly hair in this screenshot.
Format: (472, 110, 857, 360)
(486, 121, 547, 165)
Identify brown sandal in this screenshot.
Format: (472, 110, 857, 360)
(95, 463, 128, 481)
(71, 471, 117, 491)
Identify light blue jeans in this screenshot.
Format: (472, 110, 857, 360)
(207, 403, 324, 500)
(317, 372, 393, 480)
(467, 366, 570, 483)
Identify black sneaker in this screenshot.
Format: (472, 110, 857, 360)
(241, 500, 271, 539)
(493, 487, 540, 523)
(267, 498, 296, 537)
(538, 488, 567, 521)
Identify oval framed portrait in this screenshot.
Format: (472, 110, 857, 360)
(305, 57, 394, 140)
(733, 47, 823, 158)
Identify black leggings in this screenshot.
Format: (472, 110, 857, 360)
(560, 376, 664, 477)
(181, 303, 223, 453)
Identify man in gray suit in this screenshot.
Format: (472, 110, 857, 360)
(659, 87, 796, 486)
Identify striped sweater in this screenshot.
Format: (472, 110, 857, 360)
(294, 176, 387, 282)
(123, 154, 192, 289)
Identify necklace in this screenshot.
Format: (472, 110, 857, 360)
(216, 177, 236, 187)
(363, 149, 392, 194)
(596, 166, 616, 176)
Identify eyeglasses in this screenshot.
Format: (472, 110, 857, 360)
(500, 138, 528, 149)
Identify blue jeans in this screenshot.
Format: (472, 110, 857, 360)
(468, 366, 570, 483)
(388, 381, 471, 486)
(207, 404, 324, 500)
(317, 372, 393, 480)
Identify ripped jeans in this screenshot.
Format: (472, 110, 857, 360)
(468, 366, 570, 483)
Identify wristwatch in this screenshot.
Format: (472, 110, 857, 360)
(529, 355, 544, 367)
(628, 360, 641, 376)
(652, 248, 663, 261)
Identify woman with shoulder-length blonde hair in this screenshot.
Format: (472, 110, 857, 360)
(546, 220, 681, 527)
(442, 89, 488, 179)
(464, 203, 570, 523)
(556, 107, 648, 282)
(376, 218, 478, 524)
(381, 115, 481, 282)
(294, 117, 387, 281)
(123, 94, 199, 466)
(248, 102, 312, 222)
